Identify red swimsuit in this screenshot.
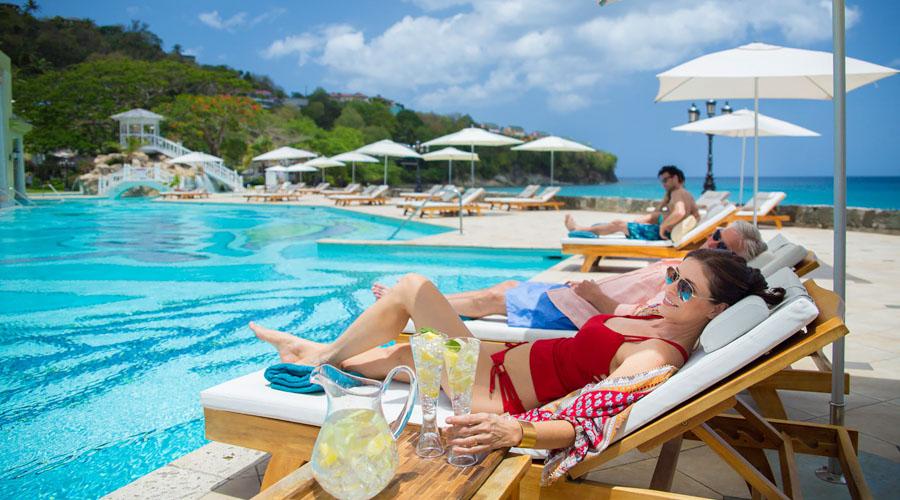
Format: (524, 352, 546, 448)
(489, 314, 690, 414)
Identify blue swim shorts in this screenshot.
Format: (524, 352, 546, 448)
(505, 282, 577, 330)
(626, 215, 667, 241)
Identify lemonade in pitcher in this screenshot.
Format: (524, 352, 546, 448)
(311, 408, 398, 499)
(309, 364, 417, 500)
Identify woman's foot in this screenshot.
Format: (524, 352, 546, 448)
(249, 322, 330, 364)
(371, 283, 391, 300)
(564, 214, 578, 231)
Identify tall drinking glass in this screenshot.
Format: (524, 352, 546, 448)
(409, 328, 447, 458)
(443, 337, 481, 467)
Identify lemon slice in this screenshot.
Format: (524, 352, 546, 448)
(444, 339, 461, 352)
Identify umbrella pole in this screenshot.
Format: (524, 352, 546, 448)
(449, 159, 453, 184)
(470, 144, 475, 187)
(550, 150, 555, 186)
(352, 162, 356, 184)
(753, 78, 760, 226)
(739, 137, 746, 205)
(383, 157, 388, 185)
(818, 0, 848, 483)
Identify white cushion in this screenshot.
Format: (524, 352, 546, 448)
(201, 370, 456, 428)
(759, 243, 808, 277)
(699, 295, 770, 352)
(737, 191, 786, 216)
(620, 292, 818, 438)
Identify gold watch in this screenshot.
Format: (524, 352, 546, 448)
(516, 420, 537, 448)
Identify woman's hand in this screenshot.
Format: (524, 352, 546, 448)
(444, 413, 523, 455)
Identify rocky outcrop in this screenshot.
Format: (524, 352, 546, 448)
(79, 151, 198, 194)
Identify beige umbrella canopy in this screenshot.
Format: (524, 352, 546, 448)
(252, 146, 317, 162)
(356, 140, 422, 185)
(511, 136, 595, 186)
(421, 147, 478, 184)
(304, 157, 346, 182)
(331, 152, 379, 183)
(423, 128, 522, 186)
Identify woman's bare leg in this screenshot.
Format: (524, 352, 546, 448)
(373, 280, 518, 318)
(254, 273, 474, 366)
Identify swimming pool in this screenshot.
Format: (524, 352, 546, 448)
(0, 199, 559, 498)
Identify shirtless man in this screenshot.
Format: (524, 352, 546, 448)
(565, 165, 699, 241)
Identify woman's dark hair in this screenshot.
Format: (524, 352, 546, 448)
(658, 165, 685, 183)
(685, 248, 785, 306)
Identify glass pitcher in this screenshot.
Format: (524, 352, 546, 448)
(309, 364, 417, 500)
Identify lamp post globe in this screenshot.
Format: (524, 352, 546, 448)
(688, 103, 700, 123)
(721, 101, 733, 114)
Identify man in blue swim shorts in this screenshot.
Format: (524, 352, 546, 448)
(564, 165, 700, 241)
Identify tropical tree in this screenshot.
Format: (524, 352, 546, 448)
(155, 95, 263, 164)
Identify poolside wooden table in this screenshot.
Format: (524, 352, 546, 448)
(252, 428, 530, 500)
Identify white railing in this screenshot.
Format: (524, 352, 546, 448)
(98, 163, 174, 196)
(137, 135, 243, 192)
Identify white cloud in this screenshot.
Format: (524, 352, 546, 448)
(182, 46, 203, 57)
(199, 10, 247, 31)
(264, 0, 863, 113)
(262, 34, 321, 65)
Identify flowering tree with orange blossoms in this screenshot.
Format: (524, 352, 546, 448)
(156, 95, 264, 163)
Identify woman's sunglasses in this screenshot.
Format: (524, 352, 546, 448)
(711, 229, 729, 250)
(665, 267, 718, 303)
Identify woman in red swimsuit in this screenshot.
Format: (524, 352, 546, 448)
(252, 249, 784, 455)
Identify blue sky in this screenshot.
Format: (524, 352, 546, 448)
(27, 0, 900, 178)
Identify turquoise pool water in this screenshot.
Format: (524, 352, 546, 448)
(0, 200, 559, 498)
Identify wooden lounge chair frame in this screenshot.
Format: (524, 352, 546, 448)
(332, 186, 390, 206)
(204, 280, 867, 498)
(563, 218, 729, 272)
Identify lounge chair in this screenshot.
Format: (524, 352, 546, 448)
(200, 275, 867, 497)
(321, 183, 361, 197)
(397, 184, 443, 201)
(297, 182, 330, 194)
(397, 187, 459, 214)
(695, 189, 730, 209)
(562, 203, 737, 272)
(264, 184, 306, 202)
(332, 185, 390, 206)
(244, 182, 292, 202)
(501, 186, 563, 211)
(732, 191, 790, 229)
(485, 185, 541, 209)
(401, 187, 486, 217)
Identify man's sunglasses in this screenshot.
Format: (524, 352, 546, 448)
(711, 229, 729, 250)
(665, 266, 718, 303)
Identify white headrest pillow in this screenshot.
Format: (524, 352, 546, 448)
(699, 295, 770, 352)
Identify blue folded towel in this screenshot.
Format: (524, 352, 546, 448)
(264, 364, 365, 394)
(567, 230, 599, 239)
(264, 363, 323, 393)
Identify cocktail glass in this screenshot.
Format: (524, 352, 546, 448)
(410, 328, 448, 458)
(443, 337, 481, 467)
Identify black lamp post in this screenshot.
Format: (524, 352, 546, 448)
(689, 100, 732, 192)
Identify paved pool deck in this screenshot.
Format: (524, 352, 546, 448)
(105, 192, 900, 499)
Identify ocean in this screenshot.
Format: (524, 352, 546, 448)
(486, 176, 900, 210)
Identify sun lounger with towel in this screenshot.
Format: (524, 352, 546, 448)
(201, 274, 867, 497)
(563, 203, 737, 272)
(397, 184, 443, 201)
(732, 191, 790, 228)
(497, 186, 563, 211)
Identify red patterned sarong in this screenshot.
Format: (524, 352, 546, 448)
(513, 365, 677, 485)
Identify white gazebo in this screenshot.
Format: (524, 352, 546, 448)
(110, 108, 164, 147)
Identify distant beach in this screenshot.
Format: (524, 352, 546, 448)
(487, 176, 900, 210)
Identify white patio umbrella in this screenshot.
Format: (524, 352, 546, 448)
(304, 157, 346, 182)
(332, 152, 379, 184)
(170, 151, 222, 164)
(252, 146, 317, 163)
(511, 136, 595, 186)
(657, 42, 897, 224)
(423, 127, 523, 186)
(672, 109, 819, 204)
(356, 139, 422, 185)
(656, 40, 897, 481)
(421, 147, 478, 184)
(282, 163, 316, 173)
(266, 165, 290, 172)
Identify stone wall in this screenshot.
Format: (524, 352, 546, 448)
(557, 196, 900, 234)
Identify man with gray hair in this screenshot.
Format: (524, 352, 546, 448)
(371, 222, 770, 330)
